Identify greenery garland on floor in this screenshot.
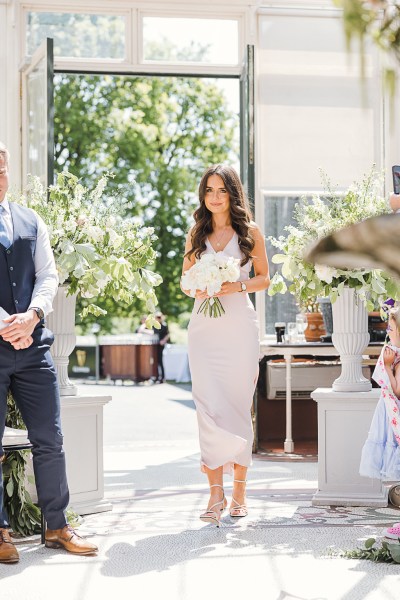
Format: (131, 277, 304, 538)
(330, 537, 400, 563)
(3, 393, 41, 536)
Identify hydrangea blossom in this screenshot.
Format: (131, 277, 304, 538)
(181, 252, 240, 317)
(16, 171, 162, 323)
(268, 167, 400, 311)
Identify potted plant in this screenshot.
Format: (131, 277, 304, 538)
(20, 171, 162, 395)
(268, 167, 400, 390)
(3, 393, 41, 535)
(300, 296, 326, 343)
(268, 168, 399, 309)
(5, 170, 162, 534)
(25, 171, 161, 319)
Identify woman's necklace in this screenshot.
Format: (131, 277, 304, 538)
(214, 226, 228, 248)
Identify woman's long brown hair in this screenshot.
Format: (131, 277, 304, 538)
(186, 164, 255, 267)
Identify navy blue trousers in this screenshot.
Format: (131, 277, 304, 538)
(0, 327, 69, 530)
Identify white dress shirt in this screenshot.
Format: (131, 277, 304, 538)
(1, 196, 58, 317)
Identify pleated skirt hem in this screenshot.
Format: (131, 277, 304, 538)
(359, 440, 400, 481)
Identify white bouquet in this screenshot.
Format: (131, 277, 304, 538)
(181, 253, 241, 317)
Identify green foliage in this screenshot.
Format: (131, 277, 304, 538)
(3, 394, 41, 536)
(335, 0, 400, 90)
(2, 451, 41, 536)
(53, 74, 238, 326)
(330, 537, 400, 563)
(3, 395, 82, 536)
(16, 171, 162, 327)
(268, 167, 400, 311)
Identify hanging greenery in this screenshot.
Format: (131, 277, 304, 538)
(3, 394, 41, 536)
(335, 0, 400, 92)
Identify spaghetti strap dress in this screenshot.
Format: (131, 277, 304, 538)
(187, 232, 260, 475)
(359, 348, 400, 480)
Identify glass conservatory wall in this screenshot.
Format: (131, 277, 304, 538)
(258, 10, 383, 334)
(259, 11, 381, 192)
(20, 3, 245, 74)
(142, 16, 239, 65)
(26, 11, 128, 59)
(2, 1, 246, 197)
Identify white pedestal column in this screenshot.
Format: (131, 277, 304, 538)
(60, 394, 112, 515)
(311, 387, 388, 507)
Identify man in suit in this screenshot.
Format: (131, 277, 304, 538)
(0, 142, 97, 563)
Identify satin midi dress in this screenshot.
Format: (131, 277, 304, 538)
(187, 233, 260, 475)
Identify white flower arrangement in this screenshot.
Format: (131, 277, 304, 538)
(181, 252, 240, 317)
(19, 171, 162, 323)
(268, 167, 400, 311)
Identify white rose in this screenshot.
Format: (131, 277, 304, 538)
(315, 264, 337, 284)
(85, 225, 104, 242)
(108, 229, 124, 248)
(224, 262, 240, 282)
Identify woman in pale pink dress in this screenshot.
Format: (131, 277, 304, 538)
(181, 164, 270, 526)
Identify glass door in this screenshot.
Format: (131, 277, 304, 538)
(240, 44, 255, 211)
(21, 38, 54, 187)
(240, 45, 258, 449)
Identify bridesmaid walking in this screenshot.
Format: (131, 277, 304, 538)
(181, 164, 270, 526)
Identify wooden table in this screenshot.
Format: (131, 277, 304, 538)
(101, 343, 158, 382)
(259, 341, 383, 453)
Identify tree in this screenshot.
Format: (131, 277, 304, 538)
(54, 74, 238, 326)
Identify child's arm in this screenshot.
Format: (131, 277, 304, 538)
(392, 361, 400, 400)
(384, 347, 400, 396)
(389, 193, 400, 213)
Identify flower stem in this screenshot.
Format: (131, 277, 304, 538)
(197, 298, 225, 318)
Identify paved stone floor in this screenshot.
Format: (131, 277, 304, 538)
(2, 381, 400, 599)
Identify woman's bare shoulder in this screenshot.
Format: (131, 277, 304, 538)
(184, 225, 193, 238)
(184, 226, 195, 251)
(248, 221, 263, 238)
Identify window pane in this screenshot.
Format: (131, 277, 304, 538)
(26, 59, 47, 185)
(143, 17, 239, 65)
(258, 15, 381, 192)
(26, 12, 126, 59)
(259, 14, 383, 334)
(264, 195, 299, 335)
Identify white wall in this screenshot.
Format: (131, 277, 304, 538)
(0, 0, 22, 188)
(258, 11, 382, 192)
(0, 1, 7, 145)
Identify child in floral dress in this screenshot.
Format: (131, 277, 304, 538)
(360, 307, 400, 538)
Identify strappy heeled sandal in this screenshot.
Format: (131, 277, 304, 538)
(230, 479, 248, 518)
(200, 484, 226, 527)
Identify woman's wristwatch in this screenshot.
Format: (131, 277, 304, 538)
(238, 282, 247, 293)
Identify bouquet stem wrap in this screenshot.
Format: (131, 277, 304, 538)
(197, 297, 225, 318)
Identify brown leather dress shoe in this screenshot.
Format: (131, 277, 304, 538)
(45, 525, 98, 555)
(0, 528, 19, 563)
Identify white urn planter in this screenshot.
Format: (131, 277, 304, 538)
(331, 287, 371, 393)
(46, 285, 78, 396)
